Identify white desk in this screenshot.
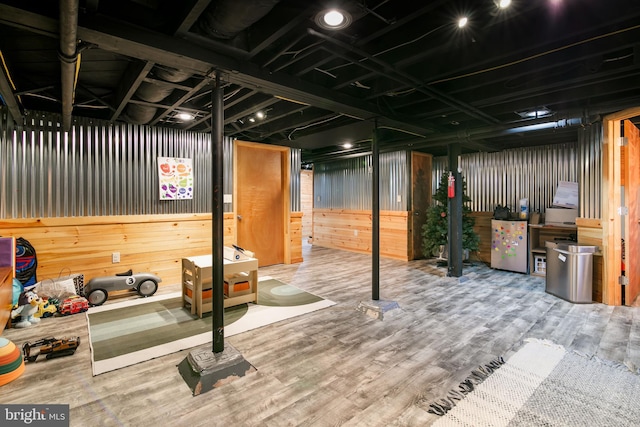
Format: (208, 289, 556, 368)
(181, 255, 259, 318)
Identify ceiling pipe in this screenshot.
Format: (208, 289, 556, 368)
(59, 0, 79, 132)
(415, 117, 588, 149)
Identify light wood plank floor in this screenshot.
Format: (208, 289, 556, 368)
(2, 243, 640, 426)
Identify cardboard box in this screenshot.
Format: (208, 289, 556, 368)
(552, 181, 579, 208)
(545, 208, 578, 225)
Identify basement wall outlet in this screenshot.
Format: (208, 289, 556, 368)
(397, 195, 402, 203)
(112, 252, 120, 263)
(354, 229, 358, 236)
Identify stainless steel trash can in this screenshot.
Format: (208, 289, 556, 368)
(545, 241, 598, 303)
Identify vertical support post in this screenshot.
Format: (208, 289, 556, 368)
(212, 71, 224, 353)
(372, 125, 380, 300)
(448, 143, 463, 277)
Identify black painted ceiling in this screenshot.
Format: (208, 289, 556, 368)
(1, 0, 640, 163)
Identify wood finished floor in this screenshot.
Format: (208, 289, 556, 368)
(2, 243, 640, 426)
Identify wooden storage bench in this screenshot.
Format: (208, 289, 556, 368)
(181, 255, 259, 318)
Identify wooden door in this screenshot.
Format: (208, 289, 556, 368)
(624, 119, 640, 304)
(410, 152, 432, 259)
(235, 141, 287, 267)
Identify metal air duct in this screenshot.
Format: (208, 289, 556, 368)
(125, 66, 192, 124)
(196, 0, 281, 39)
(124, 1, 280, 125)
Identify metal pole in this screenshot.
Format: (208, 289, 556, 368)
(212, 71, 224, 352)
(448, 143, 463, 277)
(372, 125, 380, 300)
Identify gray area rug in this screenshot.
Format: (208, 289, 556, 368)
(86, 278, 334, 375)
(431, 339, 640, 426)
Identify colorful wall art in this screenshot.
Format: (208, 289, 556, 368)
(158, 157, 193, 200)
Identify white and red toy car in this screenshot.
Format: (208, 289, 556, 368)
(84, 270, 161, 306)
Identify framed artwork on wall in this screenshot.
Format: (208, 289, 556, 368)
(158, 157, 193, 200)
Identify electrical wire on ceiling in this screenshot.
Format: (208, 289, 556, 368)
(378, 125, 426, 138)
(21, 93, 58, 103)
(428, 23, 640, 85)
(353, 81, 370, 89)
(317, 23, 451, 78)
(0, 49, 22, 106)
(603, 52, 634, 63)
(314, 68, 337, 79)
(385, 87, 416, 97)
(283, 41, 324, 59)
(73, 53, 81, 104)
(287, 114, 344, 140)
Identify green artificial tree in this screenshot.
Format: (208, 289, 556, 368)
(422, 171, 479, 259)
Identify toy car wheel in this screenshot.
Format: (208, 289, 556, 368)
(87, 289, 108, 306)
(137, 279, 158, 297)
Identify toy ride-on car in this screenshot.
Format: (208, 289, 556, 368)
(22, 336, 80, 362)
(85, 270, 162, 306)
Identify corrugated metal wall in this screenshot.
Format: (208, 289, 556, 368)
(290, 147, 301, 212)
(0, 109, 302, 218)
(577, 122, 603, 218)
(314, 151, 408, 210)
(1, 107, 602, 218)
(432, 124, 602, 217)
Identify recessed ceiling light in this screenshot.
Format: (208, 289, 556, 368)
(343, 142, 353, 149)
(324, 10, 344, 27)
(255, 111, 265, 119)
(516, 107, 553, 119)
(458, 17, 468, 28)
(497, 0, 512, 9)
(176, 112, 194, 121)
(315, 9, 352, 30)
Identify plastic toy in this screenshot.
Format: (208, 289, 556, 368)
(11, 290, 42, 328)
(34, 297, 57, 318)
(84, 269, 161, 306)
(59, 295, 89, 315)
(22, 337, 80, 362)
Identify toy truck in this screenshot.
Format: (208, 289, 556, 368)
(22, 337, 80, 362)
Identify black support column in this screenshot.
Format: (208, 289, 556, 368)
(212, 71, 224, 353)
(178, 71, 256, 395)
(372, 126, 380, 300)
(448, 143, 463, 277)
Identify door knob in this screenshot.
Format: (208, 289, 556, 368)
(237, 215, 243, 220)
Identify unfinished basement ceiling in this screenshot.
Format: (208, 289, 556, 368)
(0, 0, 640, 162)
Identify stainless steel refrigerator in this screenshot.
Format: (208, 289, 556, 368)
(491, 220, 528, 273)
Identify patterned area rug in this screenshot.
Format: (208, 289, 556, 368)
(86, 278, 335, 375)
(430, 339, 640, 426)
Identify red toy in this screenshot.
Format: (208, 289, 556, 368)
(59, 295, 89, 315)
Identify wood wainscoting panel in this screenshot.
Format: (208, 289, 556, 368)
(469, 212, 493, 264)
(577, 217, 604, 303)
(290, 212, 303, 264)
(0, 213, 235, 287)
(312, 209, 409, 260)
